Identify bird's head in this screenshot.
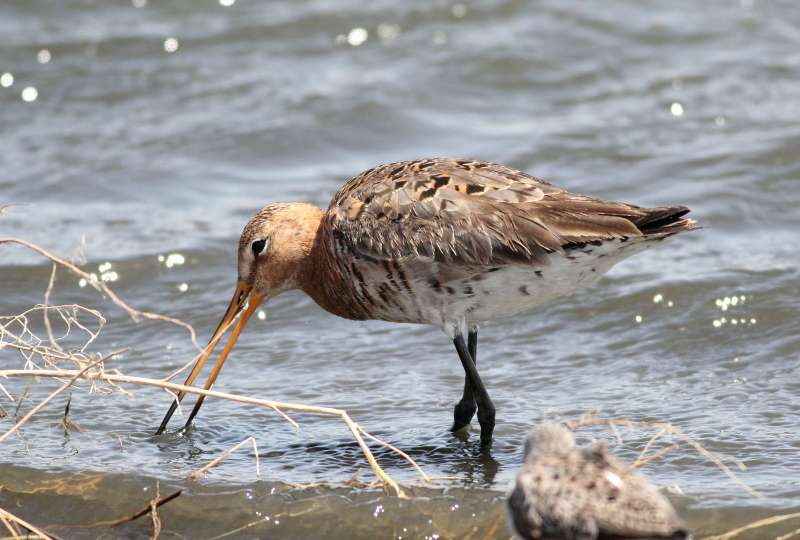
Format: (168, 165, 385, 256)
(237, 202, 324, 298)
(524, 423, 575, 460)
(155, 202, 323, 434)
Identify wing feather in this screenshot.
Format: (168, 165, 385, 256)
(326, 158, 693, 266)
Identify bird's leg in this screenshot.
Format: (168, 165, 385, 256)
(452, 327, 478, 432)
(453, 331, 495, 448)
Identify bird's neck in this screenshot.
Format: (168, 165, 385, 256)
(298, 216, 368, 321)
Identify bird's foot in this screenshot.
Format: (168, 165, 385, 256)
(477, 405, 495, 449)
(451, 399, 477, 433)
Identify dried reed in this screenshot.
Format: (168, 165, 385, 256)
(1, 236, 429, 505)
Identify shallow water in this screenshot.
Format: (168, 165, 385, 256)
(2, 0, 800, 537)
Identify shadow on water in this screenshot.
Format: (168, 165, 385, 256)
(153, 424, 503, 486)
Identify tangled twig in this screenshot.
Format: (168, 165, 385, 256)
(0, 236, 429, 499)
(566, 412, 760, 498)
(0, 506, 61, 540)
(0, 368, 425, 496)
(0, 350, 125, 444)
(0, 237, 200, 350)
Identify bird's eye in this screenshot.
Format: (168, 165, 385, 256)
(252, 239, 267, 256)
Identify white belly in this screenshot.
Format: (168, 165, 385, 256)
(462, 239, 651, 324)
(352, 238, 653, 334)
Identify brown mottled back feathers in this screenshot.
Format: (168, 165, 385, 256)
(325, 158, 695, 266)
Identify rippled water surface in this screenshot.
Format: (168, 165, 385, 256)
(2, 0, 800, 537)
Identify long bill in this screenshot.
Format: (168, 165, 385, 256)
(155, 280, 264, 434)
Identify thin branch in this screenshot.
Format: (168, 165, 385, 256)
(776, 527, 800, 540)
(1, 514, 20, 537)
(13, 382, 31, 419)
(480, 510, 507, 540)
(0, 382, 14, 402)
(189, 437, 261, 480)
(0, 237, 200, 350)
(635, 425, 667, 464)
(0, 350, 125, 444)
(700, 512, 800, 540)
(566, 414, 761, 499)
(88, 491, 182, 528)
(207, 518, 268, 540)
(149, 483, 162, 540)
(42, 264, 65, 354)
(358, 427, 430, 482)
(0, 507, 61, 540)
(0, 369, 418, 497)
(632, 443, 678, 469)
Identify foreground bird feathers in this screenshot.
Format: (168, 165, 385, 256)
(508, 424, 691, 540)
(156, 158, 698, 446)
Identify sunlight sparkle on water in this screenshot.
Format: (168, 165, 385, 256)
(712, 294, 755, 328)
(164, 253, 185, 268)
(347, 28, 368, 47)
(164, 38, 179, 53)
(37, 49, 52, 64)
(21, 86, 38, 102)
(178, 283, 189, 292)
(94, 262, 118, 282)
(78, 273, 99, 288)
(219, 0, 236, 5)
(132, 0, 147, 6)
(670, 102, 684, 116)
(0, 73, 13, 88)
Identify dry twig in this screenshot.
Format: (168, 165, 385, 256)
(189, 437, 261, 480)
(566, 412, 760, 498)
(149, 483, 162, 540)
(0, 507, 61, 540)
(88, 490, 182, 529)
(0, 368, 422, 497)
(0, 237, 200, 350)
(776, 527, 800, 540)
(632, 443, 678, 469)
(0, 351, 124, 444)
(1, 513, 20, 537)
(0, 236, 428, 498)
(358, 427, 430, 482)
(700, 512, 800, 540)
(207, 517, 269, 540)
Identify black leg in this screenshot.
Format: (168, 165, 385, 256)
(452, 328, 478, 432)
(453, 331, 495, 447)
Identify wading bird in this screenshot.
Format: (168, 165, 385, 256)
(156, 158, 697, 446)
(507, 424, 690, 539)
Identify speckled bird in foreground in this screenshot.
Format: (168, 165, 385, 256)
(507, 424, 690, 540)
(155, 158, 698, 444)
